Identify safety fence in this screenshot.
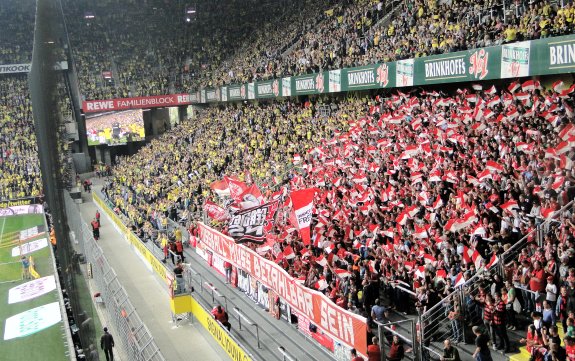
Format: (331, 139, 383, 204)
(65, 193, 166, 361)
(418, 200, 574, 357)
(92, 190, 270, 361)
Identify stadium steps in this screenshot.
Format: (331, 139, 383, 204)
(389, 306, 567, 361)
(386, 309, 513, 361)
(182, 247, 334, 361)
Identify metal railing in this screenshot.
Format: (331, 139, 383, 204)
(65, 193, 166, 361)
(181, 262, 303, 361)
(234, 307, 261, 349)
(419, 200, 574, 356)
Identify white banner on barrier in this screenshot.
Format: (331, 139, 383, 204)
(0, 204, 44, 216)
(4, 302, 62, 340)
(20, 226, 40, 241)
(11, 238, 48, 257)
(8, 276, 56, 304)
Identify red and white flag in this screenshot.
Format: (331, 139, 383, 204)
(283, 245, 296, 259)
(334, 268, 351, 278)
(552, 80, 564, 93)
(413, 224, 430, 239)
(210, 179, 230, 197)
(203, 200, 228, 222)
(454, 273, 465, 287)
(432, 195, 444, 210)
(486, 254, 498, 269)
(224, 176, 249, 203)
(316, 254, 327, 267)
(486, 160, 504, 173)
(290, 188, 317, 245)
(500, 199, 519, 212)
(238, 184, 264, 209)
(522, 80, 536, 92)
(507, 81, 520, 93)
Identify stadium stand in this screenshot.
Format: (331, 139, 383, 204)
(209, 0, 575, 86)
(61, 0, 575, 100)
(0, 76, 42, 201)
(0, 0, 35, 65)
(0, 0, 41, 201)
(103, 77, 575, 356)
(4, 0, 575, 358)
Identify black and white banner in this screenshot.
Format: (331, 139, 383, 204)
(228, 200, 279, 244)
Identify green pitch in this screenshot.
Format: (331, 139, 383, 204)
(0, 213, 69, 361)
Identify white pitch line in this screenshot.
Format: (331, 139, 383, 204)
(0, 216, 6, 244)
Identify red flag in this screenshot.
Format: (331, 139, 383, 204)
(486, 254, 498, 269)
(203, 200, 228, 222)
(454, 273, 465, 287)
(486, 160, 504, 173)
(553, 80, 564, 93)
(210, 179, 230, 197)
(224, 176, 249, 203)
(507, 81, 520, 93)
(485, 85, 497, 95)
(500, 200, 519, 212)
(413, 224, 430, 239)
(436, 269, 447, 279)
(283, 245, 295, 259)
(316, 254, 327, 267)
(334, 268, 351, 278)
(522, 80, 535, 92)
(238, 184, 264, 209)
(290, 188, 317, 245)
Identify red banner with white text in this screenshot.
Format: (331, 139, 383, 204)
(197, 222, 367, 355)
(82, 94, 193, 113)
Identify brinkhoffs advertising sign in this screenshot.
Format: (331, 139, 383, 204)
(180, 34, 575, 104)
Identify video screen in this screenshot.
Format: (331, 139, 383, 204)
(86, 109, 145, 146)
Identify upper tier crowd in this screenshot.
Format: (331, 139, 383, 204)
(48, 0, 575, 99)
(104, 79, 575, 356)
(0, 75, 42, 201)
(0, 0, 35, 65)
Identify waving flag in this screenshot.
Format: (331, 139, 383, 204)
(486, 254, 498, 269)
(290, 188, 318, 245)
(224, 176, 249, 203)
(486, 160, 504, 173)
(283, 245, 296, 260)
(553, 80, 564, 93)
(204, 200, 228, 222)
(210, 179, 230, 197)
(500, 200, 518, 212)
(522, 80, 536, 92)
(454, 273, 465, 287)
(413, 224, 430, 239)
(507, 81, 520, 93)
(238, 184, 264, 209)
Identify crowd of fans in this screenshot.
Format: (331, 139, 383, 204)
(62, 0, 185, 100)
(0, 0, 35, 65)
(0, 75, 42, 201)
(61, 0, 575, 101)
(104, 79, 575, 355)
